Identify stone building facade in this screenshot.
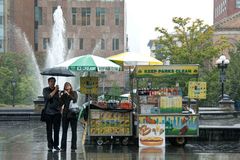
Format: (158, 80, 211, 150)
(214, 8, 240, 53)
(35, 0, 126, 59)
(214, 0, 240, 24)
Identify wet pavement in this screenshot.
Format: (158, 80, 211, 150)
(0, 120, 240, 160)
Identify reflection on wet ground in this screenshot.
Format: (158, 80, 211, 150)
(0, 121, 240, 160)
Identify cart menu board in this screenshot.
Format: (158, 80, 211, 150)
(160, 96, 182, 113)
(89, 109, 132, 136)
(139, 115, 199, 136)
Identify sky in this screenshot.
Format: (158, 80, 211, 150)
(126, 0, 214, 53)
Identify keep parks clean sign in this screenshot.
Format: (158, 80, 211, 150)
(133, 65, 199, 78)
(80, 77, 98, 94)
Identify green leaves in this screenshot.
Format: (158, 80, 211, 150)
(153, 17, 232, 105)
(0, 52, 39, 105)
(154, 17, 230, 66)
(225, 42, 240, 101)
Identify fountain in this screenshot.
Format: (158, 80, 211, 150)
(33, 6, 69, 111)
(45, 6, 66, 68)
(9, 24, 44, 95)
(44, 5, 68, 89)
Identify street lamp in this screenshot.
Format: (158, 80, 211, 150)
(164, 56, 171, 65)
(11, 79, 16, 107)
(147, 80, 152, 89)
(100, 71, 106, 95)
(216, 55, 230, 100)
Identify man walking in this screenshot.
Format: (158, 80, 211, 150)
(43, 77, 61, 151)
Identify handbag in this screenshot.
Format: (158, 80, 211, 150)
(69, 100, 80, 114)
(40, 100, 48, 122)
(40, 108, 47, 122)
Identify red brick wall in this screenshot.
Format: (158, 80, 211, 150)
(12, 0, 35, 49)
(214, 0, 240, 24)
(37, 0, 126, 58)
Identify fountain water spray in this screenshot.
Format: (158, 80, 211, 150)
(45, 6, 66, 68)
(10, 25, 44, 95)
(45, 6, 68, 89)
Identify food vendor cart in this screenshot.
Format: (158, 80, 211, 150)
(132, 64, 206, 146)
(87, 100, 133, 145)
(80, 76, 133, 145)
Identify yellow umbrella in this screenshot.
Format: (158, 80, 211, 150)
(107, 52, 163, 67)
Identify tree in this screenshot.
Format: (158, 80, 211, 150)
(153, 17, 231, 105)
(0, 67, 13, 104)
(198, 68, 219, 105)
(108, 81, 121, 99)
(225, 42, 240, 101)
(0, 52, 39, 105)
(154, 17, 230, 67)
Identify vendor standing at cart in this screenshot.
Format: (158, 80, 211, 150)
(60, 82, 78, 152)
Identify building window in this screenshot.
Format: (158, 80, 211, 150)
(0, 39, 3, 49)
(0, 15, 3, 25)
(101, 39, 105, 50)
(236, 0, 240, 8)
(34, 30, 38, 51)
(79, 38, 84, 50)
(52, 7, 57, 23)
(52, 7, 57, 14)
(114, 8, 120, 25)
(96, 8, 106, 26)
(43, 38, 50, 49)
(35, 7, 42, 25)
(68, 38, 74, 50)
(82, 8, 91, 26)
(72, 8, 77, 25)
(112, 38, 119, 51)
(91, 39, 96, 49)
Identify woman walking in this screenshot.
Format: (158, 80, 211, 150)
(60, 82, 78, 152)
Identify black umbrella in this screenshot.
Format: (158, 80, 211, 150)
(40, 67, 75, 77)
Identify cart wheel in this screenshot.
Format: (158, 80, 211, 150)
(175, 137, 187, 146)
(97, 138, 104, 146)
(122, 137, 129, 146)
(168, 137, 187, 146)
(168, 137, 176, 146)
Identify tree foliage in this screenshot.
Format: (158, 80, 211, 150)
(153, 17, 231, 105)
(225, 42, 240, 101)
(154, 17, 230, 66)
(108, 81, 121, 97)
(0, 52, 39, 105)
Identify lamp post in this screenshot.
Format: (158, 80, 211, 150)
(147, 80, 152, 89)
(216, 55, 230, 100)
(100, 71, 106, 95)
(11, 79, 16, 107)
(164, 56, 171, 65)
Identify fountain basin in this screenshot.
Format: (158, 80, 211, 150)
(33, 96, 45, 113)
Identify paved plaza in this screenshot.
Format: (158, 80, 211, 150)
(0, 120, 240, 160)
